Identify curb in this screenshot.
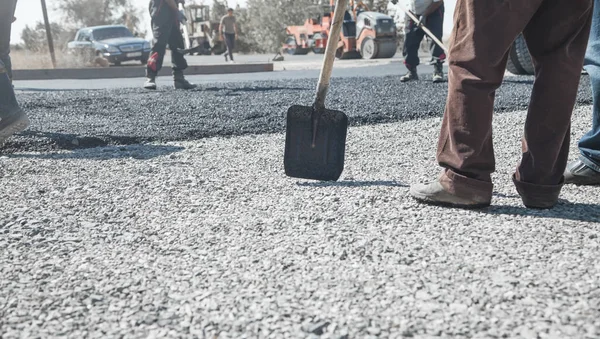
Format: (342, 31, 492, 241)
(12, 63, 274, 81)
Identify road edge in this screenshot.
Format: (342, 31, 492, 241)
(12, 63, 274, 81)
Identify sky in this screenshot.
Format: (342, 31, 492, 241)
(11, 0, 456, 45)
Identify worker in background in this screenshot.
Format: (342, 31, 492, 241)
(220, 8, 238, 63)
(410, 0, 592, 209)
(400, 0, 445, 83)
(144, 0, 197, 90)
(564, 0, 600, 185)
(0, 0, 30, 145)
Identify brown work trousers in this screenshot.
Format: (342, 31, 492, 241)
(437, 0, 593, 204)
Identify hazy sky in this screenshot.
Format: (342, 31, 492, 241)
(11, 0, 456, 45)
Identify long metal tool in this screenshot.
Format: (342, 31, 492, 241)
(284, 0, 350, 181)
(178, 3, 191, 51)
(397, 3, 448, 55)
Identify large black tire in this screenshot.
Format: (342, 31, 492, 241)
(375, 40, 397, 59)
(360, 37, 378, 59)
(506, 34, 534, 75)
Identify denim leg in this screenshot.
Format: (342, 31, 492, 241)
(0, 0, 17, 81)
(0, 60, 20, 119)
(578, 0, 600, 167)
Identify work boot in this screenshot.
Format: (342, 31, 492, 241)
(410, 181, 492, 209)
(432, 62, 445, 83)
(400, 65, 418, 82)
(143, 76, 157, 90)
(564, 159, 600, 185)
(0, 109, 30, 145)
(173, 71, 197, 90)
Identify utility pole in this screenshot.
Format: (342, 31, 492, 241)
(40, 0, 57, 68)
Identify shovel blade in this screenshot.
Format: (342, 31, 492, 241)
(284, 105, 348, 181)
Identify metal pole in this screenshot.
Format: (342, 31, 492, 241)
(40, 0, 57, 68)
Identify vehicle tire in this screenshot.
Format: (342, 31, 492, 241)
(506, 34, 534, 75)
(360, 37, 377, 59)
(375, 40, 396, 59)
(312, 33, 325, 54)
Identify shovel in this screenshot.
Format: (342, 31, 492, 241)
(175, 3, 200, 55)
(284, 0, 349, 181)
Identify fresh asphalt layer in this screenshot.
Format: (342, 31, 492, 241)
(6, 72, 592, 153)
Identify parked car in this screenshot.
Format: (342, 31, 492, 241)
(67, 25, 151, 66)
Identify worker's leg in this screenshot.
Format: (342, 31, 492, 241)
(402, 14, 425, 69)
(146, 18, 171, 79)
(567, 0, 600, 183)
(514, 0, 593, 205)
(168, 22, 196, 89)
(225, 33, 235, 61)
(0, 60, 29, 144)
(0, 0, 17, 82)
(412, 0, 544, 207)
(425, 4, 445, 63)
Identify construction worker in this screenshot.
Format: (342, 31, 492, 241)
(0, 0, 29, 145)
(410, 0, 593, 209)
(400, 0, 445, 83)
(144, 0, 196, 90)
(564, 0, 600, 186)
(220, 8, 238, 63)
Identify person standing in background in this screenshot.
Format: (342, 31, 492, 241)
(144, 0, 197, 90)
(400, 0, 445, 83)
(0, 0, 30, 145)
(220, 8, 238, 63)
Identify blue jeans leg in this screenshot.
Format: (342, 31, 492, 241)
(578, 0, 600, 169)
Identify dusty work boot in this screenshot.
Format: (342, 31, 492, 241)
(143, 76, 157, 90)
(400, 65, 418, 82)
(564, 159, 600, 185)
(0, 109, 30, 145)
(410, 181, 492, 209)
(432, 62, 445, 83)
(173, 71, 197, 90)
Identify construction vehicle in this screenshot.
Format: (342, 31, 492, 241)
(181, 3, 226, 55)
(282, 0, 397, 59)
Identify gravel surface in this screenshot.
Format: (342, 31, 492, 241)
(1, 106, 599, 338)
(6, 75, 592, 153)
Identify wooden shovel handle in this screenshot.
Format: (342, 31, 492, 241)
(313, 0, 349, 110)
(397, 3, 448, 55)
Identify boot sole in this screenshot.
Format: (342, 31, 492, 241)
(410, 187, 491, 209)
(0, 111, 30, 145)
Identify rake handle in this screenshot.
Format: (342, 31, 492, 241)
(398, 4, 448, 55)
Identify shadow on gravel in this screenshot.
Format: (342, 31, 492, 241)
(203, 86, 308, 93)
(297, 180, 408, 188)
(483, 201, 600, 223)
(6, 144, 184, 160)
(15, 88, 102, 92)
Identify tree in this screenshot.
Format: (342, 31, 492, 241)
(211, 0, 228, 22)
(242, 0, 320, 53)
(55, 0, 145, 35)
(21, 22, 69, 52)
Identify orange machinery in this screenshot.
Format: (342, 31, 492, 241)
(282, 0, 397, 59)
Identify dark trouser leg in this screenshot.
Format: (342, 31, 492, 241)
(224, 33, 235, 61)
(146, 18, 171, 78)
(437, 0, 542, 200)
(402, 15, 425, 68)
(0, 0, 17, 81)
(168, 21, 188, 74)
(0, 60, 20, 119)
(514, 0, 593, 203)
(578, 0, 600, 168)
(437, 0, 592, 204)
(425, 5, 445, 63)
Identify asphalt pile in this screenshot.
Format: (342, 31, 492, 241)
(6, 75, 592, 153)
